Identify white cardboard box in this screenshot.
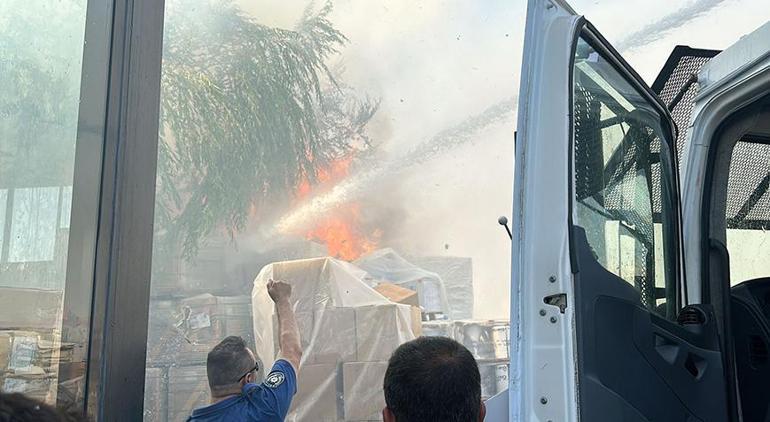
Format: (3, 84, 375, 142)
(342, 361, 388, 421)
(310, 307, 356, 364)
(354, 304, 415, 362)
(287, 363, 340, 422)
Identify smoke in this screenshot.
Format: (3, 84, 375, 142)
(616, 0, 728, 52)
(391, 99, 516, 171)
(231, 0, 520, 319)
(275, 97, 516, 233)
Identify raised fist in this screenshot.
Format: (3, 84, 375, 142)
(267, 279, 292, 303)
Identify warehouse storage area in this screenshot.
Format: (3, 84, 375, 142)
(143, 251, 510, 421)
(5, 0, 770, 418)
(0, 0, 517, 419)
(141, 1, 516, 420)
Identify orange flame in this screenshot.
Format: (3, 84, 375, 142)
(296, 157, 354, 200)
(294, 157, 380, 260)
(305, 204, 382, 261)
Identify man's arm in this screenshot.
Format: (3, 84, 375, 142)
(267, 279, 302, 372)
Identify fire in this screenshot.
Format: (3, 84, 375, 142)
(293, 156, 380, 261)
(305, 204, 382, 261)
(296, 157, 354, 200)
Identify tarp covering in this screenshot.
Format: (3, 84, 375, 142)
(355, 248, 450, 316)
(408, 255, 473, 319)
(252, 257, 420, 421)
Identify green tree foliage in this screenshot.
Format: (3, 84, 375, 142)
(0, 0, 377, 259)
(0, 0, 86, 188)
(157, 0, 377, 258)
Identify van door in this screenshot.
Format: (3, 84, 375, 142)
(512, 1, 730, 421)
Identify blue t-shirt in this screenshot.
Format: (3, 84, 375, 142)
(187, 359, 297, 422)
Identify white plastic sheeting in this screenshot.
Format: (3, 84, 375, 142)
(251, 257, 420, 421)
(355, 248, 450, 317)
(408, 255, 474, 319)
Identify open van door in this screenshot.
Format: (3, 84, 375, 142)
(511, 1, 730, 421)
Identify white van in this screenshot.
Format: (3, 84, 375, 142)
(507, 0, 770, 420)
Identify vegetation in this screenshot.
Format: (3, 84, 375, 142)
(157, 0, 377, 258)
(0, 0, 377, 259)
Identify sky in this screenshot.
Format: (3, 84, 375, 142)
(232, 0, 770, 319)
(571, 0, 770, 81)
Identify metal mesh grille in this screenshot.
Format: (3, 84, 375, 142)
(650, 48, 719, 221)
(574, 83, 657, 309)
(574, 85, 603, 202)
(652, 47, 770, 230)
(651, 47, 720, 164)
(726, 138, 770, 230)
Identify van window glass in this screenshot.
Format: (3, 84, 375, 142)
(572, 36, 679, 318)
(725, 137, 770, 284)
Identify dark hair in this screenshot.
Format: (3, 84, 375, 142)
(207, 336, 255, 394)
(383, 336, 481, 422)
(0, 393, 86, 422)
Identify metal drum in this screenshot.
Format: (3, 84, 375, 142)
(421, 321, 454, 338)
(495, 362, 509, 393)
(454, 320, 510, 360)
(454, 321, 491, 359)
(490, 320, 510, 360)
(479, 360, 509, 399)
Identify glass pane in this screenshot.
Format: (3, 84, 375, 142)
(0, 0, 90, 411)
(145, 1, 515, 420)
(725, 138, 770, 285)
(572, 36, 678, 318)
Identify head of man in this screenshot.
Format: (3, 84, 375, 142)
(383, 336, 485, 422)
(207, 336, 259, 399)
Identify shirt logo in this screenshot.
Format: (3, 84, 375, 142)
(264, 371, 285, 388)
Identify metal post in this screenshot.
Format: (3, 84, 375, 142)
(71, 0, 166, 419)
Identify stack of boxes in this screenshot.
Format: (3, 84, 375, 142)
(143, 252, 508, 420)
(0, 329, 75, 404)
(143, 367, 167, 422)
(282, 303, 421, 422)
(144, 294, 256, 421)
(423, 319, 510, 400)
(167, 366, 211, 422)
(256, 258, 422, 422)
(0, 287, 76, 406)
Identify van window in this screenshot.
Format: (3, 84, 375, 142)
(725, 137, 770, 284)
(572, 36, 679, 318)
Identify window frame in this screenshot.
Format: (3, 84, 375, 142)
(62, 0, 166, 419)
(568, 25, 686, 315)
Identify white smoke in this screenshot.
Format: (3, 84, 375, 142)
(616, 0, 729, 52)
(276, 98, 516, 233)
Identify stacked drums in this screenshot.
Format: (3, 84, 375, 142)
(423, 319, 510, 399)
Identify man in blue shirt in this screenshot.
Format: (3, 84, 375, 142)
(188, 280, 302, 422)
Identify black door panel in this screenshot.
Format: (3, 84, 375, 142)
(731, 278, 770, 422)
(574, 227, 728, 422)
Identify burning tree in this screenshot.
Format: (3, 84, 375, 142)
(154, 0, 378, 259)
(1, 0, 379, 264)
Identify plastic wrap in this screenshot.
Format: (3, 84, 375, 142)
(408, 256, 474, 319)
(252, 257, 421, 422)
(355, 249, 450, 317)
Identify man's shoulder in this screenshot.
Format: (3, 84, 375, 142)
(242, 360, 296, 397)
(186, 395, 247, 421)
(189, 394, 269, 421)
(239, 360, 298, 417)
(266, 359, 297, 385)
